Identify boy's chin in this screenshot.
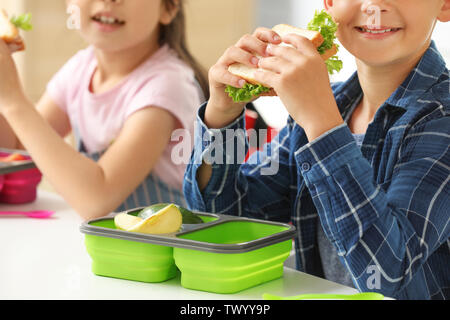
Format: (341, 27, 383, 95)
(355, 42, 430, 69)
(353, 47, 410, 68)
(356, 55, 402, 68)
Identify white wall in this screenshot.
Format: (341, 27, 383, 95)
(433, 21, 450, 64)
(256, 0, 293, 28)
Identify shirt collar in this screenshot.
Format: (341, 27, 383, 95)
(385, 41, 447, 109)
(335, 40, 447, 114)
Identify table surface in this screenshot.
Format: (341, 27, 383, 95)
(0, 190, 359, 300)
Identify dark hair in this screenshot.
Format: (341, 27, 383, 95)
(160, 0, 209, 100)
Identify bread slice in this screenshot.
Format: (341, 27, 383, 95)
(0, 9, 24, 52)
(321, 45, 338, 61)
(0, 10, 18, 41)
(272, 24, 324, 49)
(228, 24, 337, 88)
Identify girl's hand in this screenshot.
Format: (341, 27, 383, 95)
(254, 34, 344, 141)
(204, 28, 282, 129)
(0, 40, 27, 111)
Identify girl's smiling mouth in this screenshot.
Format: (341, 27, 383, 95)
(92, 12, 126, 32)
(355, 25, 403, 39)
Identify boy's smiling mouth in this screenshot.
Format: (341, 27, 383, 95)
(355, 25, 402, 38)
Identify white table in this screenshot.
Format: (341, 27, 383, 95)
(0, 190, 358, 300)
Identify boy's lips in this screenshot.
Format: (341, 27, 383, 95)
(355, 25, 402, 39)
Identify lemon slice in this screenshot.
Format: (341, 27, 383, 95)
(114, 212, 143, 231)
(114, 204, 182, 235)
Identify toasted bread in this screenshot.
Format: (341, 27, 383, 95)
(228, 24, 337, 89)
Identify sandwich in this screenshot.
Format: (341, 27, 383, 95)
(0, 9, 32, 53)
(226, 10, 343, 102)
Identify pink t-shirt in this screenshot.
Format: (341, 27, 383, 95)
(46, 45, 203, 190)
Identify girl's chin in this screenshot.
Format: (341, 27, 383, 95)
(88, 42, 128, 53)
(82, 35, 129, 52)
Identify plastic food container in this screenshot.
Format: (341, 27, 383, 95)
(80, 209, 295, 294)
(0, 150, 42, 204)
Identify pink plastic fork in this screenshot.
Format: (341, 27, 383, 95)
(0, 210, 55, 219)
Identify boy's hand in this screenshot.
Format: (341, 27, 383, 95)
(205, 28, 281, 129)
(0, 40, 26, 111)
(254, 34, 344, 141)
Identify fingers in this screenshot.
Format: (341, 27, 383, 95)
(258, 43, 305, 74)
(253, 27, 282, 45)
(258, 56, 286, 74)
(212, 45, 260, 88)
(210, 29, 312, 91)
(254, 34, 323, 89)
(211, 30, 279, 89)
(281, 34, 318, 56)
(219, 45, 260, 68)
(265, 44, 300, 64)
(253, 68, 279, 89)
(259, 33, 320, 69)
(220, 30, 276, 68)
(209, 63, 246, 89)
(235, 33, 270, 58)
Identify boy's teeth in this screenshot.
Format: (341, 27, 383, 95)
(361, 28, 396, 34)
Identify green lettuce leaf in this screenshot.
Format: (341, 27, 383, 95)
(325, 55, 343, 74)
(10, 13, 33, 31)
(225, 83, 270, 103)
(307, 10, 338, 54)
(307, 10, 343, 74)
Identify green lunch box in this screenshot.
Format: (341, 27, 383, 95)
(80, 209, 296, 294)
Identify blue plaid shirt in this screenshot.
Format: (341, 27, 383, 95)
(183, 41, 449, 300)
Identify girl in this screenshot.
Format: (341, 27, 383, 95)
(0, 0, 208, 220)
(184, 0, 450, 299)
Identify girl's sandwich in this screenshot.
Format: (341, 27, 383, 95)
(0, 9, 32, 53)
(226, 10, 343, 102)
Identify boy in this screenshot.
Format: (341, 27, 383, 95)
(184, 0, 450, 299)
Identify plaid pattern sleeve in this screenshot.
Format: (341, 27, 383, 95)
(183, 103, 293, 222)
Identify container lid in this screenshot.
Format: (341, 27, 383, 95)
(0, 148, 36, 175)
(80, 211, 296, 254)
